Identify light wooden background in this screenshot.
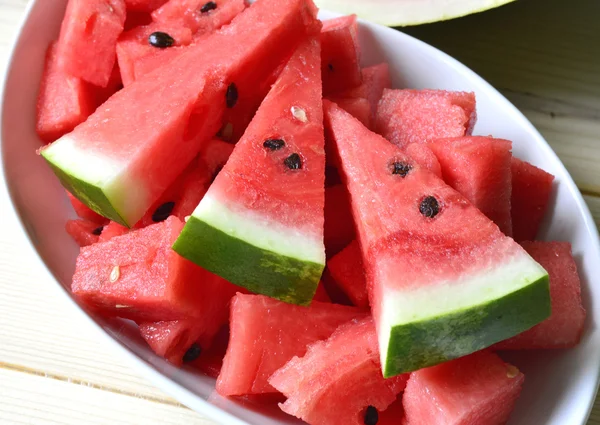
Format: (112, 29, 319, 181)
(1, 0, 599, 423)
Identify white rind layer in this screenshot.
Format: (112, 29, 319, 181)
(192, 193, 326, 265)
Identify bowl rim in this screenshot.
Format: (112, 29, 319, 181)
(2, 2, 600, 425)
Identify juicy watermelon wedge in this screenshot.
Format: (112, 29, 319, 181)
(217, 293, 364, 396)
(65, 219, 102, 247)
(324, 100, 550, 377)
(404, 143, 442, 178)
(41, 0, 320, 227)
(326, 240, 368, 308)
(152, 0, 246, 34)
(125, 0, 168, 12)
(139, 319, 205, 366)
(321, 15, 362, 95)
(269, 317, 408, 425)
(174, 36, 326, 305)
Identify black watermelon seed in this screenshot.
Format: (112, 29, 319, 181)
(419, 196, 440, 219)
(391, 161, 412, 177)
(328, 63, 334, 72)
(92, 226, 104, 236)
(226, 83, 238, 108)
(284, 153, 302, 170)
(152, 202, 175, 222)
(182, 343, 202, 363)
(148, 31, 175, 48)
(263, 138, 285, 151)
(364, 406, 379, 425)
(200, 1, 217, 12)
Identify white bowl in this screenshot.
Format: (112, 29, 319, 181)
(2, 1, 600, 424)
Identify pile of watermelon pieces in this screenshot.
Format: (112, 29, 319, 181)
(36, 0, 588, 424)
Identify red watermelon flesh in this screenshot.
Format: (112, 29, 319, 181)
(403, 351, 524, 425)
(324, 184, 356, 257)
(57, 0, 127, 87)
(511, 158, 555, 242)
(378, 398, 405, 425)
(404, 143, 442, 179)
(313, 281, 331, 303)
(36, 43, 97, 144)
(327, 97, 370, 128)
(68, 192, 108, 225)
(375, 89, 477, 149)
(216, 293, 365, 396)
(189, 325, 230, 378)
(125, 0, 169, 12)
(98, 221, 130, 242)
(495, 241, 586, 350)
(65, 219, 101, 247)
(343, 63, 392, 121)
(124, 11, 153, 30)
(327, 240, 368, 308)
(152, 0, 246, 34)
(72, 216, 238, 321)
(269, 317, 408, 425)
(429, 136, 513, 236)
(321, 15, 362, 95)
(139, 319, 207, 365)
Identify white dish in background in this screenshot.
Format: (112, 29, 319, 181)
(2, 1, 600, 424)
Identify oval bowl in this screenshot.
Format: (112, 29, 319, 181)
(2, 1, 600, 424)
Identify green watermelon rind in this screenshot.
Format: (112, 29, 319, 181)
(380, 272, 550, 377)
(173, 215, 324, 306)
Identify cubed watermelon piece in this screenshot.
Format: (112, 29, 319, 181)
(429, 136, 513, 236)
(188, 325, 229, 378)
(321, 15, 361, 95)
(65, 219, 102, 247)
(511, 158, 555, 241)
(327, 97, 371, 128)
(403, 351, 524, 425)
(68, 192, 108, 225)
(57, 0, 127, 87)
(42, 0, 320, 228)
(375, 89, 477, 149)
(36, 43, 98, 144)
(343, 63, 392, 121)
(495, 241, 586, 350)
(98, 221, 130, 242)
(216, 293, 364, 396)
(125, 0, 168, 12)
(72, 216, 238, 321)
(404, 143, 442, 179)
(324, 184, 356, 257)
(326, 240, 368, 308)
(270, 317, 408, 425)
(139, 319, 206, 365)
(152, 0, 246, 34)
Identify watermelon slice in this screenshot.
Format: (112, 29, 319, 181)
(188, 325, 230, 378)
(174, 36, 325, 305)
(404, 143, 442, 179)
(375, 89, 476, 149)
(57, 0, 127, 87)
(324, 100, 550, 376)
(41, 0, 320, 227)
(324, 184, 356, 257)
(98, 221, 130, 242)
(152, 0, 246, 34)
(269, 317, 408, 425)
(403, 351, 524, 425)
(216, 293, 364, 396)
(495, 241, 586, 350)
(65, 219, 102, 247)
(125, 0, 169, 12)
(340, 63, 392, 121)
(72, 216, 238, 321)
(321, 15, 362, 95)
(326, 240, 368, 308)
(511, 158, 555, 241)
(429, 136, 513, 236)
(326, 96, 371, 128)
(139, 319, 207, 365)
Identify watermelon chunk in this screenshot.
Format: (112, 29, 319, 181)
(375, 89, 477, 149)
(152, 0, 246, 34)
(403, 351, 524, 425)
(188, 325, 230, 378)
(495, 241, 586, 350)
(270, 317, 408, 425)
(216, 293, 364, 396)
(139, 319, 206, 365)
(404, 143, 442, 179)
(324, 100, 549, 376)
(65, 219, 102, 247)
(98, 221, 130, 242)
(324, 184, 356, 257)
(125, 0, 168, 12)
(341, 63, 392, 121)
(326, 240, 368, 308)
(174, 36, 325, 305)
(321, 15, 362, 95)
(313, 282, 332, 302)
(72, 216, 238, 321)
(57, 0, 127, 87)
(327, 96, 370, 128)
(429, 136, 513, 236)
(511, 158, 555, 241)
(41, 0, 320, 227)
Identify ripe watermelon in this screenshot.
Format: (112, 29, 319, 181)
(429, 136, 513, 236)
(403, 351, 524, 425)
(57, 0, 127, 87)
(68, 192, 108, 225)
(326, 96, 370, 128)
(324, 100, 549, 376)
(139, 319, 207, 365)
(511, 157, 555, 241)
(98, 221, 130, 242)
(313, 282, 332, 302)
(375, 89, 477, 149)
(324, 184, 356, 257)
(339, 63, 392, 121)
(321, 15, 362, 95)
(188, 325, 230, 378)
(495, 241, 586, 350)
(404, 143, 442, 179)
(216, 293, 364, 396)
(269, 317, 408, 425)
(72, 216, 238, 321)
(152, 0, 246, 34)
(42, 0, 320, 227)
(125, 0, 169, 12)
(326, 240, 368, 308)
(65, 219, 102, 247)
(174, 36, 325, 305)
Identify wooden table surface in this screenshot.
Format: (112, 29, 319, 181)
(1, 0, 599, 423)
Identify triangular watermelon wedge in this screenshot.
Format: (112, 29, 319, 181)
(324, 100, 550, 377)
(174, 36, 325, 305)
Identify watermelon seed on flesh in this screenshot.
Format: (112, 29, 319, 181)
(363, 406, 379, 425)
(152, 202, 176, 222)
(183, 343, 202, 362)
(419, 195, 440, 218)
(264, 138, 286, 150)
(284, 153, 302, 170)
(391, 161, 412, 177)
(92, 226, 104, 236)
(148, 31, 176, 48)
(201, 1, 218, 12)
(226, 83, 238, 108)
